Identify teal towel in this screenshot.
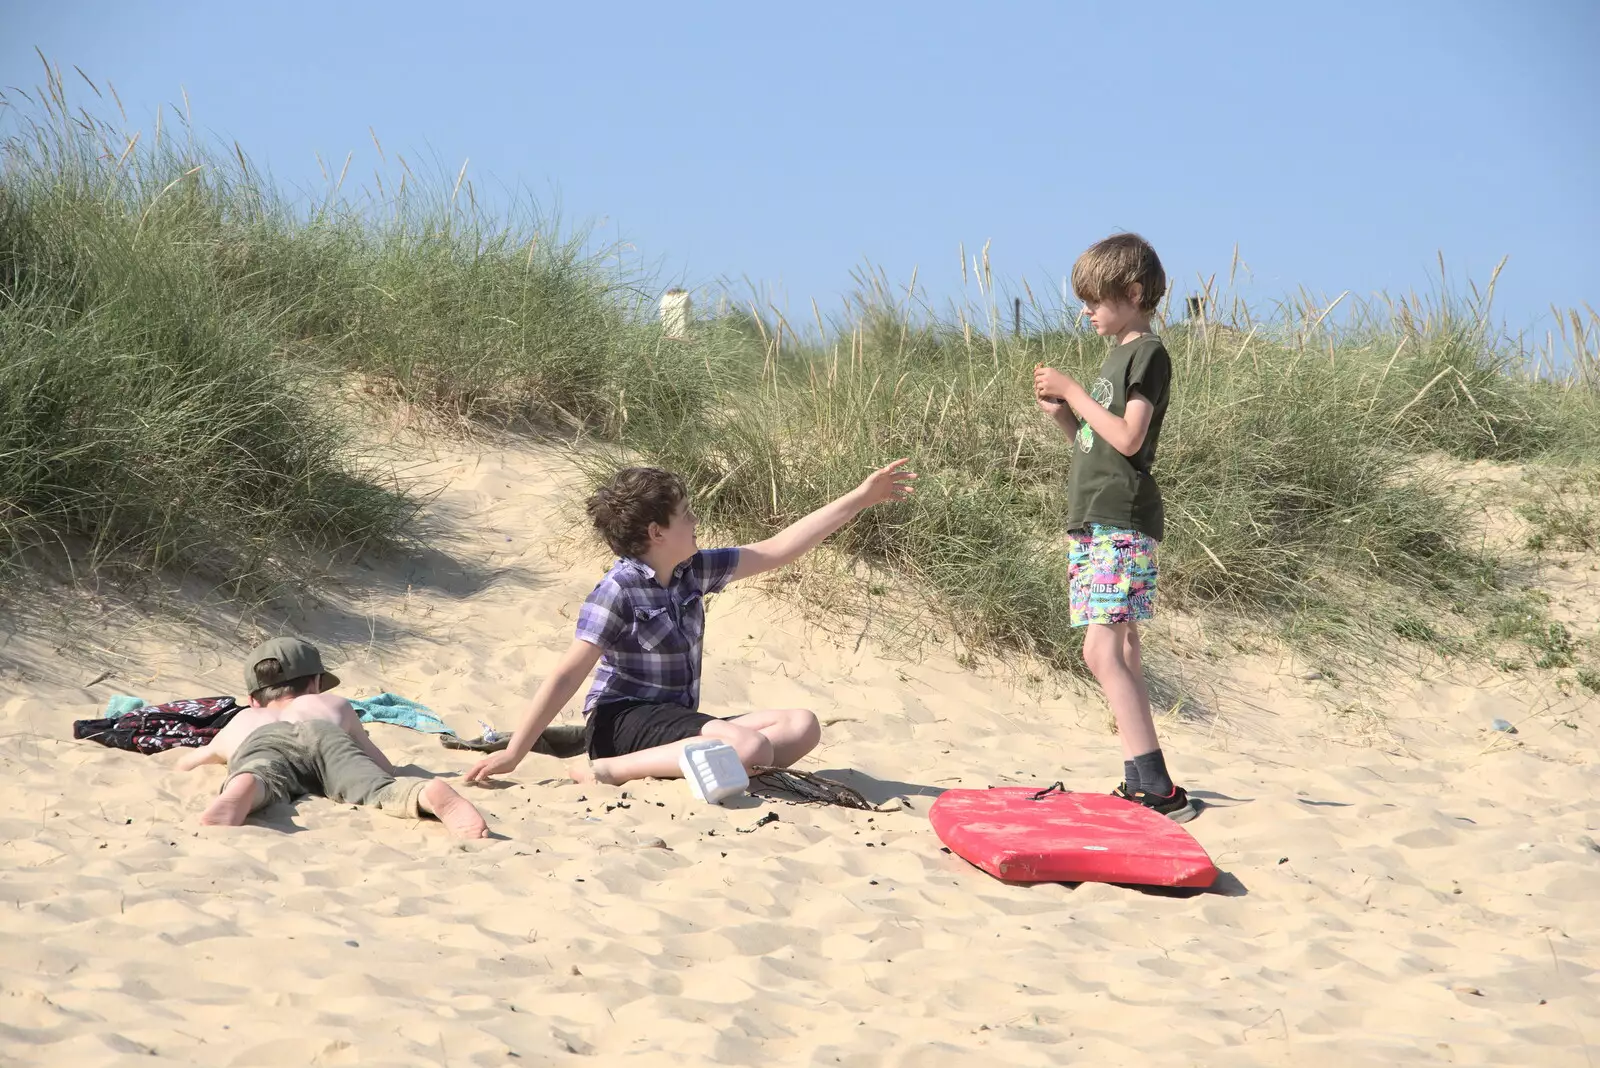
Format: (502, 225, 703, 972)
(349, 693, 455, 735)
(104, 691, 454, 735)
(105, 695, 147, 718)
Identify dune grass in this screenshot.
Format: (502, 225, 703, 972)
(597, 273, 1599, 673)
(0, 73, 424, 586)
(4, 66, 1597, 677)
(0, 67, 725, 586)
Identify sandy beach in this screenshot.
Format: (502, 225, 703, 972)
(2, 440, 1596, 1066)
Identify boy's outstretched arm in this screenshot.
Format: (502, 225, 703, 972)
(730, 459, 916, 582)
(463, 638, 603, 783)
(1034, 367, 1154, 456)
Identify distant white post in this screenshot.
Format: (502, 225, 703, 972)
(660, 288, 691, 339)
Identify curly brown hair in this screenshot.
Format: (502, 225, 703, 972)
(586, 467, 688, 557)
(1070, 232, 1167, 313)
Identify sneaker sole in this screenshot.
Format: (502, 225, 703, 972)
(1161, 800, 1199, 823)
(1114, 787, 1199, 823)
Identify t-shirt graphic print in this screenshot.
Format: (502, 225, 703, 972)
(1075, 377, 1116, 453)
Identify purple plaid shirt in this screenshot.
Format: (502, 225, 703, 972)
(574, 547, 742, 713)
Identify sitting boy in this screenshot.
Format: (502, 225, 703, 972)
(464, 460, 915, 788)
(173, 637, 489, 838)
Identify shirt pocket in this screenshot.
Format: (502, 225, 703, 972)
(630, 605, 678, 652)
(676, 590, 706, 643)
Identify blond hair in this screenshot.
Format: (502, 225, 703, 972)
(1070, 232, 1166, 313)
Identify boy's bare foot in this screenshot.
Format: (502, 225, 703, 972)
(567, 759, 622, 786)
(420, 780, 490, 839)
(200, 774, 262, 826)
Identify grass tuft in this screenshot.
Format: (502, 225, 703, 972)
(0, 75, 415, 586)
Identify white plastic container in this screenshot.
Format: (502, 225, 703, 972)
(678, 739, 749, 803)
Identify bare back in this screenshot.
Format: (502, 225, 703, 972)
(206, 693, 358, 761)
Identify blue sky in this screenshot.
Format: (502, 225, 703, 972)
(4, 0, 1597, 344)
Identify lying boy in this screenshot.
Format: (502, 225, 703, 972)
(173, 637, 489, 838)
(465, 460, 915, 788)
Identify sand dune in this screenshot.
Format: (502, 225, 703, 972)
(2, 440, 1596, 1066)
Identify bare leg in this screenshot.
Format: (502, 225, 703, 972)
(1083, 622, 1159, 757)
(419, 780, 489, 839)
(722, 707, 821, 767)
(1122, 625, 1153, 732)
(571, 719, 777, 787)
(200, 773, 265, 826)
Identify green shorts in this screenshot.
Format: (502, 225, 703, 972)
(225, 720, 425, 818)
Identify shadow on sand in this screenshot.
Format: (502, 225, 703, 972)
(798, 768, 947, 810)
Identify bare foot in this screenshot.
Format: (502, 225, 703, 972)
(420, 780, 489, 839)
(200, 774, 262, 826)
(567, 759, 622, 786)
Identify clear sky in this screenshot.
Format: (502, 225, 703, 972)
(5, 0, 1597, 342)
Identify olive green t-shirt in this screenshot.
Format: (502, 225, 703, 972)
(1065, 334, 1172, 541)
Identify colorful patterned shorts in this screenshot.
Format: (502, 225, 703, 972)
(1067, 524, 1159, 626)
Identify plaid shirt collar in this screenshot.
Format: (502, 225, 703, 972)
(615, 555, 695, 587)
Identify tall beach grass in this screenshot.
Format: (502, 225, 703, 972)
(0, 64, 726, 586)
(4, 64, 1596, 674)
(602, 265, 1600, 672)
(1, 74, 418, 587)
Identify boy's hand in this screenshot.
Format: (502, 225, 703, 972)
(1033, 365, 1073, 403)
(464, 751, 522, 784)
(1036, 395, 1068, 417)
(731, 460, 915, 581)
(854, 458, 917, 508)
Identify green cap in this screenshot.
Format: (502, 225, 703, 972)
(243, 637, 340, 694)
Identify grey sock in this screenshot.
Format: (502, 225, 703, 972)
(1123, 759, 1139, 792)
(1132, 749, 1173, 796)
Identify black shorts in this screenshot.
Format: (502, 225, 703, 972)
(584, 701, 726, 759)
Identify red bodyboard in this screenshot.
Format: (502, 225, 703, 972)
(929, 787, 1218, 887)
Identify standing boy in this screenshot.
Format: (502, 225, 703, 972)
(464, 460, 915, 788)
(1033, 232, 1195, 821)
